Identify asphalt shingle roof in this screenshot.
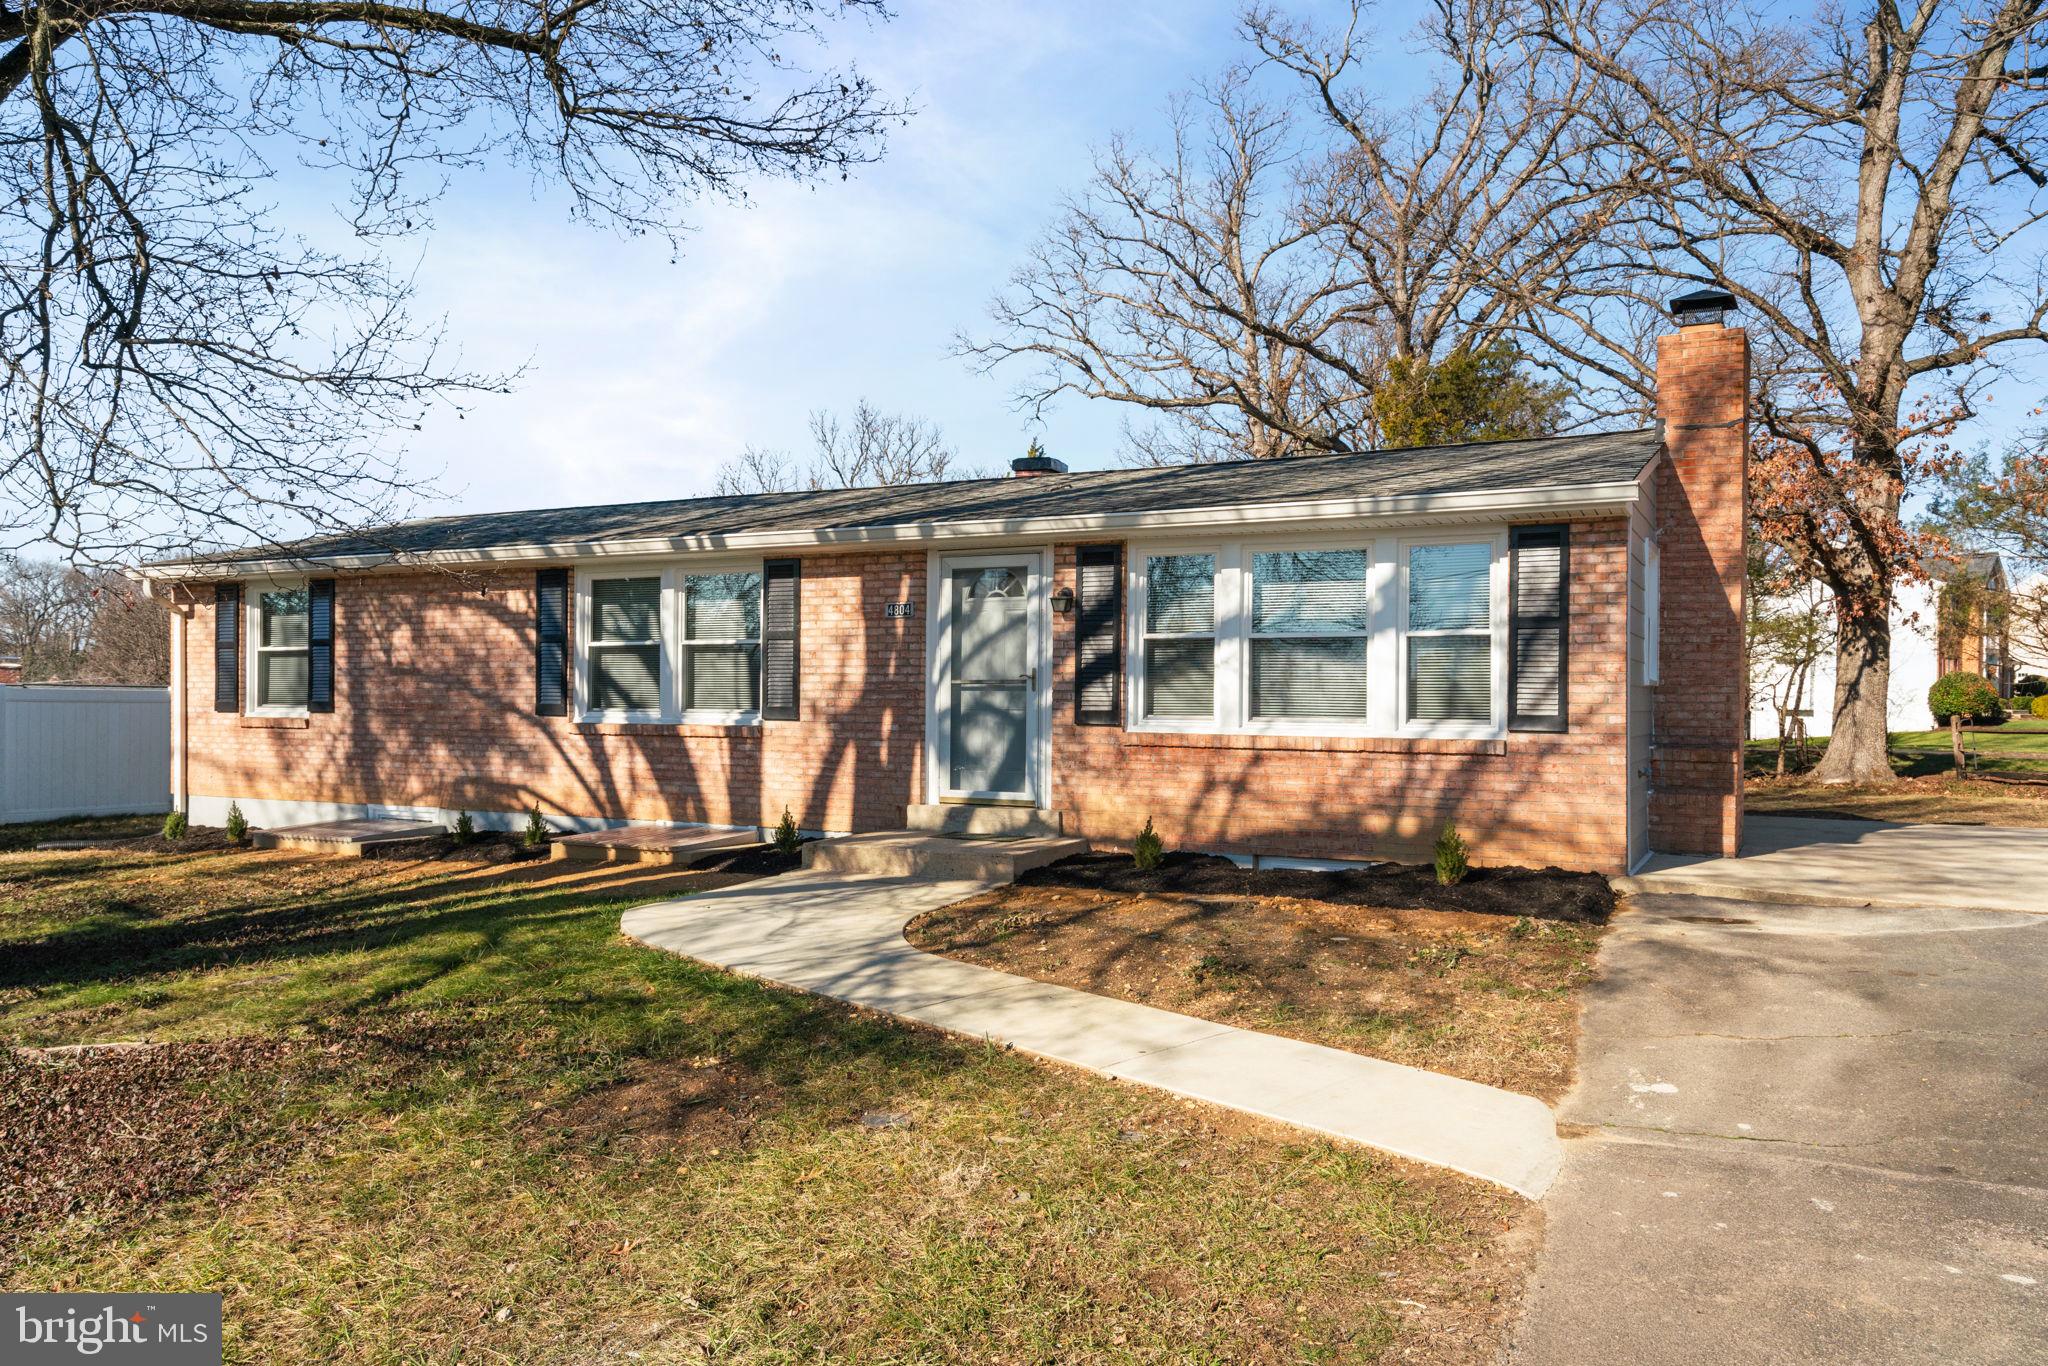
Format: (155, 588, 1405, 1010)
(166, 428, 1660, 567)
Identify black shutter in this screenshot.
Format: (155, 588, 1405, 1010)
(535, 568, 569, 717)
(1075, 543, 1123, 726)
(761, 558, 801, 721)
(1509, 525, 1569, 733)
(307, 578, 336, 713)
(213, 583, 241, 713)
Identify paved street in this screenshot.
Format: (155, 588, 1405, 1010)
(1512, 892, 2048, 1364)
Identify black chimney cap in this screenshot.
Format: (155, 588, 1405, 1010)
(1669, 286, 1738, 324)
(1011, 452, 1068, 476)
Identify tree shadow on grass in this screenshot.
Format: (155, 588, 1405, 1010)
(0, 855, 758, 1010)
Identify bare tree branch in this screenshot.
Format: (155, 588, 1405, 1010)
(0, 0, 908, 564)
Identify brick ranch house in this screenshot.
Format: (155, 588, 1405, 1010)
(141, 300, 1749, 876)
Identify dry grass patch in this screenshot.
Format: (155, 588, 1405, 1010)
(0, 823, 1541, 1364)
(1746, 774, 2048, 827)
(908, 877, 1603, 1102)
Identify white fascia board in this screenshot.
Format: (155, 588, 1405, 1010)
(141, 478, 1644, 582)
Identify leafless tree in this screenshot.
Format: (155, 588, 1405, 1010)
(0, 553, 163, 681)
(0, 555, 89, 677)
(712, 398, 986, 493)
(0, 0, 906, 566)
(1245, 0, 1633, 406)
(962, 73, 1371, 462)
(1525, 0, 2048, 782)
(962, 1, 1621, 463)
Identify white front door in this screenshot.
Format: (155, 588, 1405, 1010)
(935, 553, 1043, 802)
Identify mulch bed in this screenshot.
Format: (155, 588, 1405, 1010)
(685, 843, 806, 877)
(0, 1018, 467, 1269)
(1019, 852, 1615, 925)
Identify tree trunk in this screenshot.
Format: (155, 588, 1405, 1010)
(1952, 714, 1966, 777)
(1813, 610, 1895, 784)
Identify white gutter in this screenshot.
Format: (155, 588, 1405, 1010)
(138, 477, 1646, 582)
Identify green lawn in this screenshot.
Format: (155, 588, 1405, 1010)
(1, 832, 1525, 1364)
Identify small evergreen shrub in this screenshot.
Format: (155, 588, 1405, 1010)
(522, 803, 550, 849)
(2032, 694, 2048, 720)
(772, 806, 802, 856)
(1433, 820, 1469, 887)
(162, 810, 188, 841)
(1132, 817, 1164, 872)
(224, 801, 248, 844)
(1929, 671, 2004, 726)
(453, 811, 475, 844)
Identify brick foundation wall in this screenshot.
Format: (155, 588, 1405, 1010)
(1649, 323, 1750, 856)
(1046, 520, 1635, 873)
(177, 553, 928, 834)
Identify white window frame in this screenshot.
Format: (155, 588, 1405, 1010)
(1124, 530, 1508, 741)
(244, 577, 311, 718)
(678, 567, 766, 724)
(1131, 544, 1224, 732)
(1243, 542, 1376, 731)
(574, 558, 765, 725)
(1396, 531, 1509, 739)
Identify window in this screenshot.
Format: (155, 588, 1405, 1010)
(252, 584, 310, 710)
(1405, 542, 1493, 724)
(588, 576, 662, 714)
(683, 570, 761, 713)
(1143, 553, 1215, 719)
(1250, 549, 1370, 719)
(576, 565, 772, 722)
(1126, 534, 1510, 737)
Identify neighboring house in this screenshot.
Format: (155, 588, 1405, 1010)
(1749, 551, 2019, 743)
(0, 655, 19, 685)
(1936, 551, 2015, 695)
(137, 298, 1752, 876)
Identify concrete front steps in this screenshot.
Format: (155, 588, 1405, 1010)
(805, 828, 1087, 881)
(552, 825, 757, 866)
(905, 804, 1067, 838)
(250, 818, 447, 856)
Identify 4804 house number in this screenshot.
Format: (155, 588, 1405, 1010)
(883, 602, 914, 618)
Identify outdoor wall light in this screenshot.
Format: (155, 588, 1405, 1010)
(1050, 586, 1076, 615)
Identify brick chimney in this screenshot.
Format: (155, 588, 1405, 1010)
(1649, 289, 1749, 857)
(1011, 440, 1067, 479)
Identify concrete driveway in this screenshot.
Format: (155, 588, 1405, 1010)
(1511, 892, 2048, 1365)
(1622, 814, 2048, 914)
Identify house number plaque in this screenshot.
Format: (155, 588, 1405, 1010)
(884, 602, 913, 618)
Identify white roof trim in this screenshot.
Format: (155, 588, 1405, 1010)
(141, 478, 1646, 581)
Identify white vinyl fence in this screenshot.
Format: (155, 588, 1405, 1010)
(0, 685, 171, 824)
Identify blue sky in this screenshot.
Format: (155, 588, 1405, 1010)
(300, 0, 2042, 525)
(390, 1, 1297, 518)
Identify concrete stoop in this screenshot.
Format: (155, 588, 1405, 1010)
(250, 818, 447, 856)
(551, 825, 756, 866)
(905, 804, 1067, 838)
(803, 830, 1088, 881)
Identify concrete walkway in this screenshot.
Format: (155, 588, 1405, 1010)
(1618, 814, 2048, 914)
(1511, 893, 2048, 1364)
(622, 870, 1563, 1198)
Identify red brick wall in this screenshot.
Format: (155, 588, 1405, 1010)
(1650, 323, 1750, 856)
(177, 553, 927, 834)
(176, 522, 1643, 870)
(1046, 520, 1634, 872)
